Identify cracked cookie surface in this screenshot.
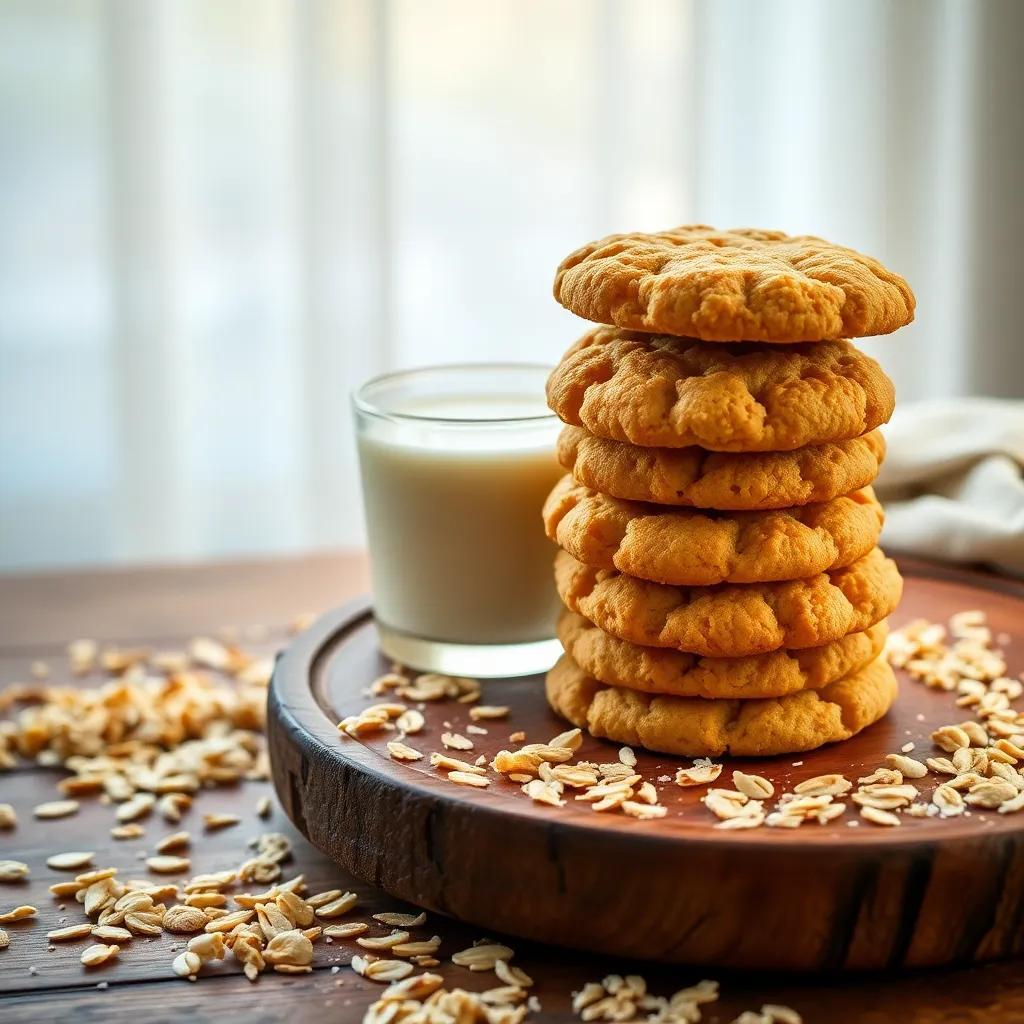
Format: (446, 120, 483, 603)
(546, 651, 898, 757)
(557, 610, 888, 700)
(553, 225, 915, 342)
(546, 328, 895, 452)
(557, 426, 885, 510)
(554, 547, 902, 657)
(543, 476, 883, 585)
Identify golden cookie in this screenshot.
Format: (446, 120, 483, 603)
(546, 328, 895, 452)
(554, 547, 902, 657)
(553, 225, 915, 342)
(546, 652, 897, 758)
(557, 610, 888, 700)
(543, 476, 882, 586)
(557, 425, 886, 510)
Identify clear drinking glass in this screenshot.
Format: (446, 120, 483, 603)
(352, 364, 564, 677)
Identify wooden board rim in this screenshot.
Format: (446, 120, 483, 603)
(268, 557, 1024, 970)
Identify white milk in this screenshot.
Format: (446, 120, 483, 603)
(356, 390, 563, 647)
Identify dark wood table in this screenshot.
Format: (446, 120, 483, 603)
(0, 553, 1021, 1023)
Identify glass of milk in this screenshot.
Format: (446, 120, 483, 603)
(353, 364, 564, 677)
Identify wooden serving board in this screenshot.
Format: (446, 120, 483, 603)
(268, 560, 1024, 973)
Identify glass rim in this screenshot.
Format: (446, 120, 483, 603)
(352, 362, 558, 425)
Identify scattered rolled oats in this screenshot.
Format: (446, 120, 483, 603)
(571, 974, 721, 1024)
(960, 720, 989, 746)
(125, 910, 163, 936)
(0, 905, 36, 923)
(68, 638, 98, 674)
(0, 805, 16, 829)
(277, 889, 315, 927)
(263, 929, 314, 968)
(860, 806, 901, 827)
(391, 935, 442, 957)
(394, 708, 425, 735)
(172, 950, 202, 978)
(46, 852, 94, 871)
(703, 789, 757, 821)
(338, 705, 400, 738)
(851, 784, 917, 810)
(675, 759, 722, 787)
(324, 922, 369, 938)
(358, 930, 411, 950)
(159, 794, 193, 824)
(621, 801, 667, 820)
(47, 923, 93, 942)
(187, 931, 227, 961)
(117, 794, 156, 823)
(373, 911, 427, 928)
(430, 752, 485, 774)
(551, 764, 599, 789)
(793, 774, 851, 797)
(469, 705, 509, 721)
(315, 891, 359, 918)
(966, 778, 1018, 808)
(33, 799, 80, 819)
(633, 781, 658, 805)
(448, 771, 491, 788)
(884, 753, 928, 779)
(377, 971, 445, 1001)
(577, 777, 639, 806)
(1000, 791, 1024, 814)
(0, 860, 30, 882)
(305, 888, 342, 909)
(548, 728, 583, 751)
(352, 954, 414, 982)
(387, 740, 424, 762)
(523, 778, 565, 808)
(732, 771, 774, 800)
(995, 738, 1024, 760)
(110, 824, 144, 840)
(715, 813, 766, 830)
(394, 673, 480, 704)
(81, 942, 120, 967)
(933, 782, 962, 815)
(451, 942, 514, 971)
(441, 732, 473, 751)
(155, 831, 190, 854)
(163, 904, 209, 933)
(146, 855, 191, 874)
(203, 813, 241, 831)
(185, 892, 225, 909)
(496, 957, 534, 988)
(206, 909, 256, 934)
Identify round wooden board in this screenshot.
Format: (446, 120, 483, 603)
(268, 559, 1024, 972)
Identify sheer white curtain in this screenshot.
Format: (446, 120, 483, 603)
(1, 0, 1021, 570)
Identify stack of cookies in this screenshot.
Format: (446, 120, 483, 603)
(541, 226, 915, 758)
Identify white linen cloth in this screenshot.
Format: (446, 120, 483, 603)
(874, 398, 1024, 576)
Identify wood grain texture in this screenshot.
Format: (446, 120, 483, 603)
(1, 552, 1022, 1022)
(0, 550, 370, 649)
(269, 563, 1024, 972)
